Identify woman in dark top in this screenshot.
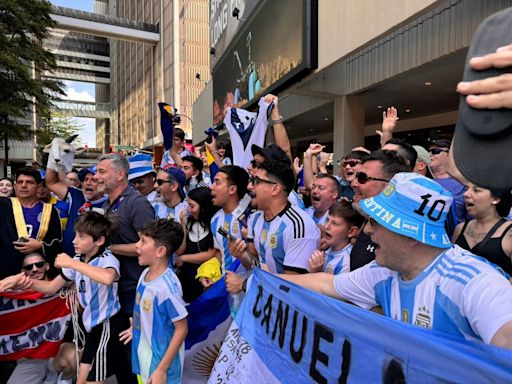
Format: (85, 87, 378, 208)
(175, 187, 219, 303)
(453, 184, 512, 274)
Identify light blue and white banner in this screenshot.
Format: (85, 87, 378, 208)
(209, 268, 512, 383)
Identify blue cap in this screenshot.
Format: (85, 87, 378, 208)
(78, 166, 96, 182)
(128, 153, 155, 181)
(165, 166, 186, 199)
(360, 172, 453, 248)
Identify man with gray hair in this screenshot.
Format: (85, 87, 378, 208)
(94, 153, 154, 384)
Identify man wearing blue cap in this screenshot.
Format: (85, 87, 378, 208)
(128, 153, 158, 204)
(152, 166, 188, 226)
(45, 165, 107, 256)
(283, 173, 512, 349)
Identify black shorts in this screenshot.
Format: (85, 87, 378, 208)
(81, 318, 117, 381)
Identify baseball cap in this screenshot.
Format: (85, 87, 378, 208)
(428, 139, 451, 149)
(78, 166, 96, 182)
(128, 154, 156, 181)
(453, 7, 512, 190)
(251, 144, 291, 165)
(360, 172, 453, 248)
(413, 145, 433, 176)
(165, 166, 186, 199)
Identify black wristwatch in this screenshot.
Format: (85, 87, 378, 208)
(242, 278, 248, 292)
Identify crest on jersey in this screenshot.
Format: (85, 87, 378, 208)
(269, 234, 278, 249)
(142, 298, 152, 312)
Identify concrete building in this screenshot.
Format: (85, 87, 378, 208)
(193, 0, 512, 167)
(101, 0, 210, 158)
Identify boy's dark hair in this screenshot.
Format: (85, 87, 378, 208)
(218, 165, 248, 200)
(174, 127, 186, 140)
(182, 155, 203, 173)
(139, 219, 184, 257)
(74, 211, 116, 246)
(384, 138, 417, 170)
(364, 150, 410, 180)
(15, 167, 42, 184)
(261, 159, 295, 194)
(328, 201, 365, 229)
(344, 150, 369, 162)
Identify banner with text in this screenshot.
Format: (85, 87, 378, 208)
(209, 269, 512, 383)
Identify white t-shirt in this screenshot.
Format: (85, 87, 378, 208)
(333, 245, 512, 343)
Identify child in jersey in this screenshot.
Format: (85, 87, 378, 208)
(119, 219, 188, 384)
(309, 202, 364, 274)
(24, 211, 120, 384)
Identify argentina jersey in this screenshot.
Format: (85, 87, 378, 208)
(224, 97, 272, 169)
(251, 204, 319, 274)
(333, 245, 512, 343)
(132, 268, 187, 384)
(211, 209, 245, 271)
(324, 243, 352, 274)
(152, 200, 188, 222)
(61, 249, 120, 332)
(305, 207, 329, 225)
(288, 189, 305, 210)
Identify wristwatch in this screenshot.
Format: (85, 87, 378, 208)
(272, 115, 284, 125)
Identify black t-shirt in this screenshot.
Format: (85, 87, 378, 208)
(350, 226, 377, 271)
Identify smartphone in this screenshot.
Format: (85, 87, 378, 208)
(217, 227, 237, 242)
(17, 237, 29, 243)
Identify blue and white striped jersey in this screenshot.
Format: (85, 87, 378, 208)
(211, 207, 246, 272)
(61, 249, 120, 332)
(132, 267, 187, 384)
(288, 190, 305, 210)
(333, 245, 512, 343)
(305, 207, 329, 225)
(249, 204, 319, 274)
(324, 243, 352, 274)
(152, 200, 188, 223)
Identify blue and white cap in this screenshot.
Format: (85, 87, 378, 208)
(128, 153, 155, 181)
(360, 172, 453, 248)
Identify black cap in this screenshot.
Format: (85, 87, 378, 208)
(428, 139, 451, 149)
(453, 8, 512, 190)
(251, 144, 291, 165)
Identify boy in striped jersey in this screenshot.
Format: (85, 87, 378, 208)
(308, 201, 364, 274)
(26, 212, 121, 383)
(119, 219, 187, 384)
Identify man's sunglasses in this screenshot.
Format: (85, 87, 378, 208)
(250, 160, 263, 169)
(342, 160, 360, 167)
(250, 176, 277, 186)
(428, 148, 449, 155)
(155, 179, 175, 186)
(131, 179, 147, 186)
(22, 261, 45, 271)
(356, 172, 390, 184)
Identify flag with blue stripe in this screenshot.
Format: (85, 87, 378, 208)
(182, 260, 241, 383)
(158, 102, 177, 151)
(208, 268, 512, 383)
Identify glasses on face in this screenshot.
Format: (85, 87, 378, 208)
(356, 172, 390, 184)
(250, 160, 263, 169)
(342, 160, 360, 167)
(155, 179, 174, 186)
(250, 176, 277, 186)
(131, 179, 146, 186)
(429, 148, 449, 155)
(22, 261, 45, 271)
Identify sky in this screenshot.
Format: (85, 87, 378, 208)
(50, 1, 96, 147)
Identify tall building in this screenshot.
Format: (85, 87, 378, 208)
(99, 0, 209, 155)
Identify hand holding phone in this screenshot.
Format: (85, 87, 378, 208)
(217, 228, 237, 242)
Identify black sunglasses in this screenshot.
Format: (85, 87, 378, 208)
(250, 160, 263, 169)
(356, 172, 390, 184)
(429, 148, 449, 155)
(342, 160, 360, 167)
(250, 176, 277, 186)
(22, 261, 45, 271)
(155, 179, 174, 186)
(131, 179, 147, 186)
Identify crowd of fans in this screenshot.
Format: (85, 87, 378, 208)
(0, 37, 512, 384)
